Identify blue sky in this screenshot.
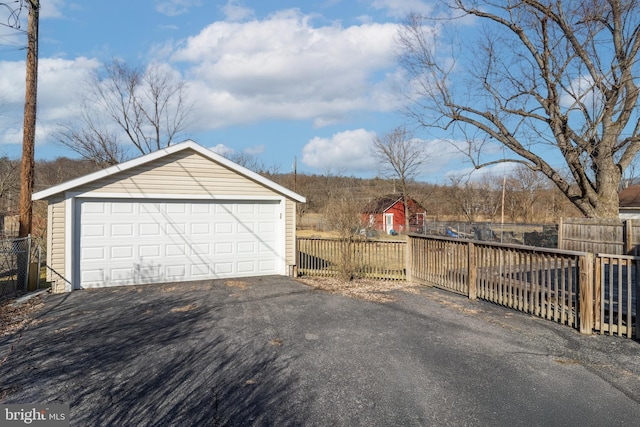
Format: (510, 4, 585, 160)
(0, 0, 491, 181)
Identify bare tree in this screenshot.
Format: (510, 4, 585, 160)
(373, 126, 429, 231)
(224, 151, 280, 177)
(398, 1, 640, 219)
(504, 166, 550, 222)
(323, 189, 366, 281)
(0, 156, 19, 215)
(56, 59, 192, 165)
(54, 110, 128, 167)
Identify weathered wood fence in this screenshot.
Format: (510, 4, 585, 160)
(595, 254, 639, 339)
(297, 237, 406, 280)
(559, 217, 640, 255)
(408, 235, 586, 331)
(297, 235, 638, 339)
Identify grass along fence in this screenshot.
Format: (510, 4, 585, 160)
(297, 234, 638, 339)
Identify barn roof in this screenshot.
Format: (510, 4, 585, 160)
(361, 194, 426, 214)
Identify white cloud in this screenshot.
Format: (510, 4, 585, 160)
(208, 143, 264, 157)
(221, 0, 254, 22)
(0, 57, 100, 145)
(41, 0, 65, 19)
(302, 128, 378, 172)
(370, 0, 433, 19)
(155, 0, 202, 17)
(171, 9, 402, 130)
(209, 143, 235, 156)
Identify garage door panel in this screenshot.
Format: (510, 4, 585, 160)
(111, 246, 134, 260)
(139, 244, 161, 258)
(190, 243, 210, 255)
(140, 223, 161, 236)
(167, 223, 186, 235)
(237, 241, 255, 254)
(166, 244, 186, 256)
(214, 242, 233, 254)
(78, 199, 282, 288)
(165, 264, 186, 278)
(190, 223, 210, 234)
(215, 222, 234, 233)
(259, 259, 276, 272)
(111, 224, 134, 237)
(111, 203, 134, 214)
(237, 261, 255, 273)
(81, 269, 105, 284)
(82, 247, 105, 261)
(82, 224, 105, 237)
(214, 262, 233, 274)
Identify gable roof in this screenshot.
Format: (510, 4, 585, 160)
(619, 185, 640, 209)
(362, 194, 425, 214)
(362, 194, 403, 214)
(32, 140, 306, 203)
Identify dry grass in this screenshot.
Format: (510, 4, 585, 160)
(0, 295, 44, 338)
(170, 303, 199, 313)
(225, 280, 249, 290)
(297, 276, 420, 303)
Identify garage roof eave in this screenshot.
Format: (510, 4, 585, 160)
(32, 140, 307, 203)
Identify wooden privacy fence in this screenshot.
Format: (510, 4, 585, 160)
(559, 217, 640, 255)
(297, 237, 406, 280)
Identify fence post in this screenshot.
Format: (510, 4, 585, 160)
(593, 255, 601, 332)
(624, 219, 633, 254)
(557, 217, 564, 250)
(406, 235, 413, 282)
(579, 252, 594, 335)
(468, 241, 477, 300)
(636, 257, 640, 340)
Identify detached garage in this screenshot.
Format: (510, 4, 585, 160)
(33, 140, 306, 292)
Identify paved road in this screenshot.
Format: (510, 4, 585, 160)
(1, 277, 639, 426)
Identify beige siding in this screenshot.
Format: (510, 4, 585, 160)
(74, 151, 276, 197)
(47, 197, 67, 293)
(285, 199, 296, 268)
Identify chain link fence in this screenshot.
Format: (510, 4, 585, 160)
(421, 221, 559, 248)
(0, 236, 39, 300)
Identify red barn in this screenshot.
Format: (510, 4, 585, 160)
(361, 194, 426, 234)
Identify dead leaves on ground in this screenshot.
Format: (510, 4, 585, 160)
(297, 277, 420, 303)
(0, 296, 44, 337)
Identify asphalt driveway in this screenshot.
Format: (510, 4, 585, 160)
(1, 277, 639, 426)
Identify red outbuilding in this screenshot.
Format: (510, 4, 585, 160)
(361, 194, 426, 234)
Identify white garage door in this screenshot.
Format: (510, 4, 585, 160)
(75, 199, 282, 288)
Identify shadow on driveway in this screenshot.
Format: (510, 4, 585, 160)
(0, 280, 309, 426)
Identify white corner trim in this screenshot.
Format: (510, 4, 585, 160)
(64, 196, 74, 292)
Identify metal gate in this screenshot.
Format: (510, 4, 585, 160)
(0, 236, 31, 298)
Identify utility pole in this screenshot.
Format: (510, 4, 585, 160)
(18, 0, 39, 237)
